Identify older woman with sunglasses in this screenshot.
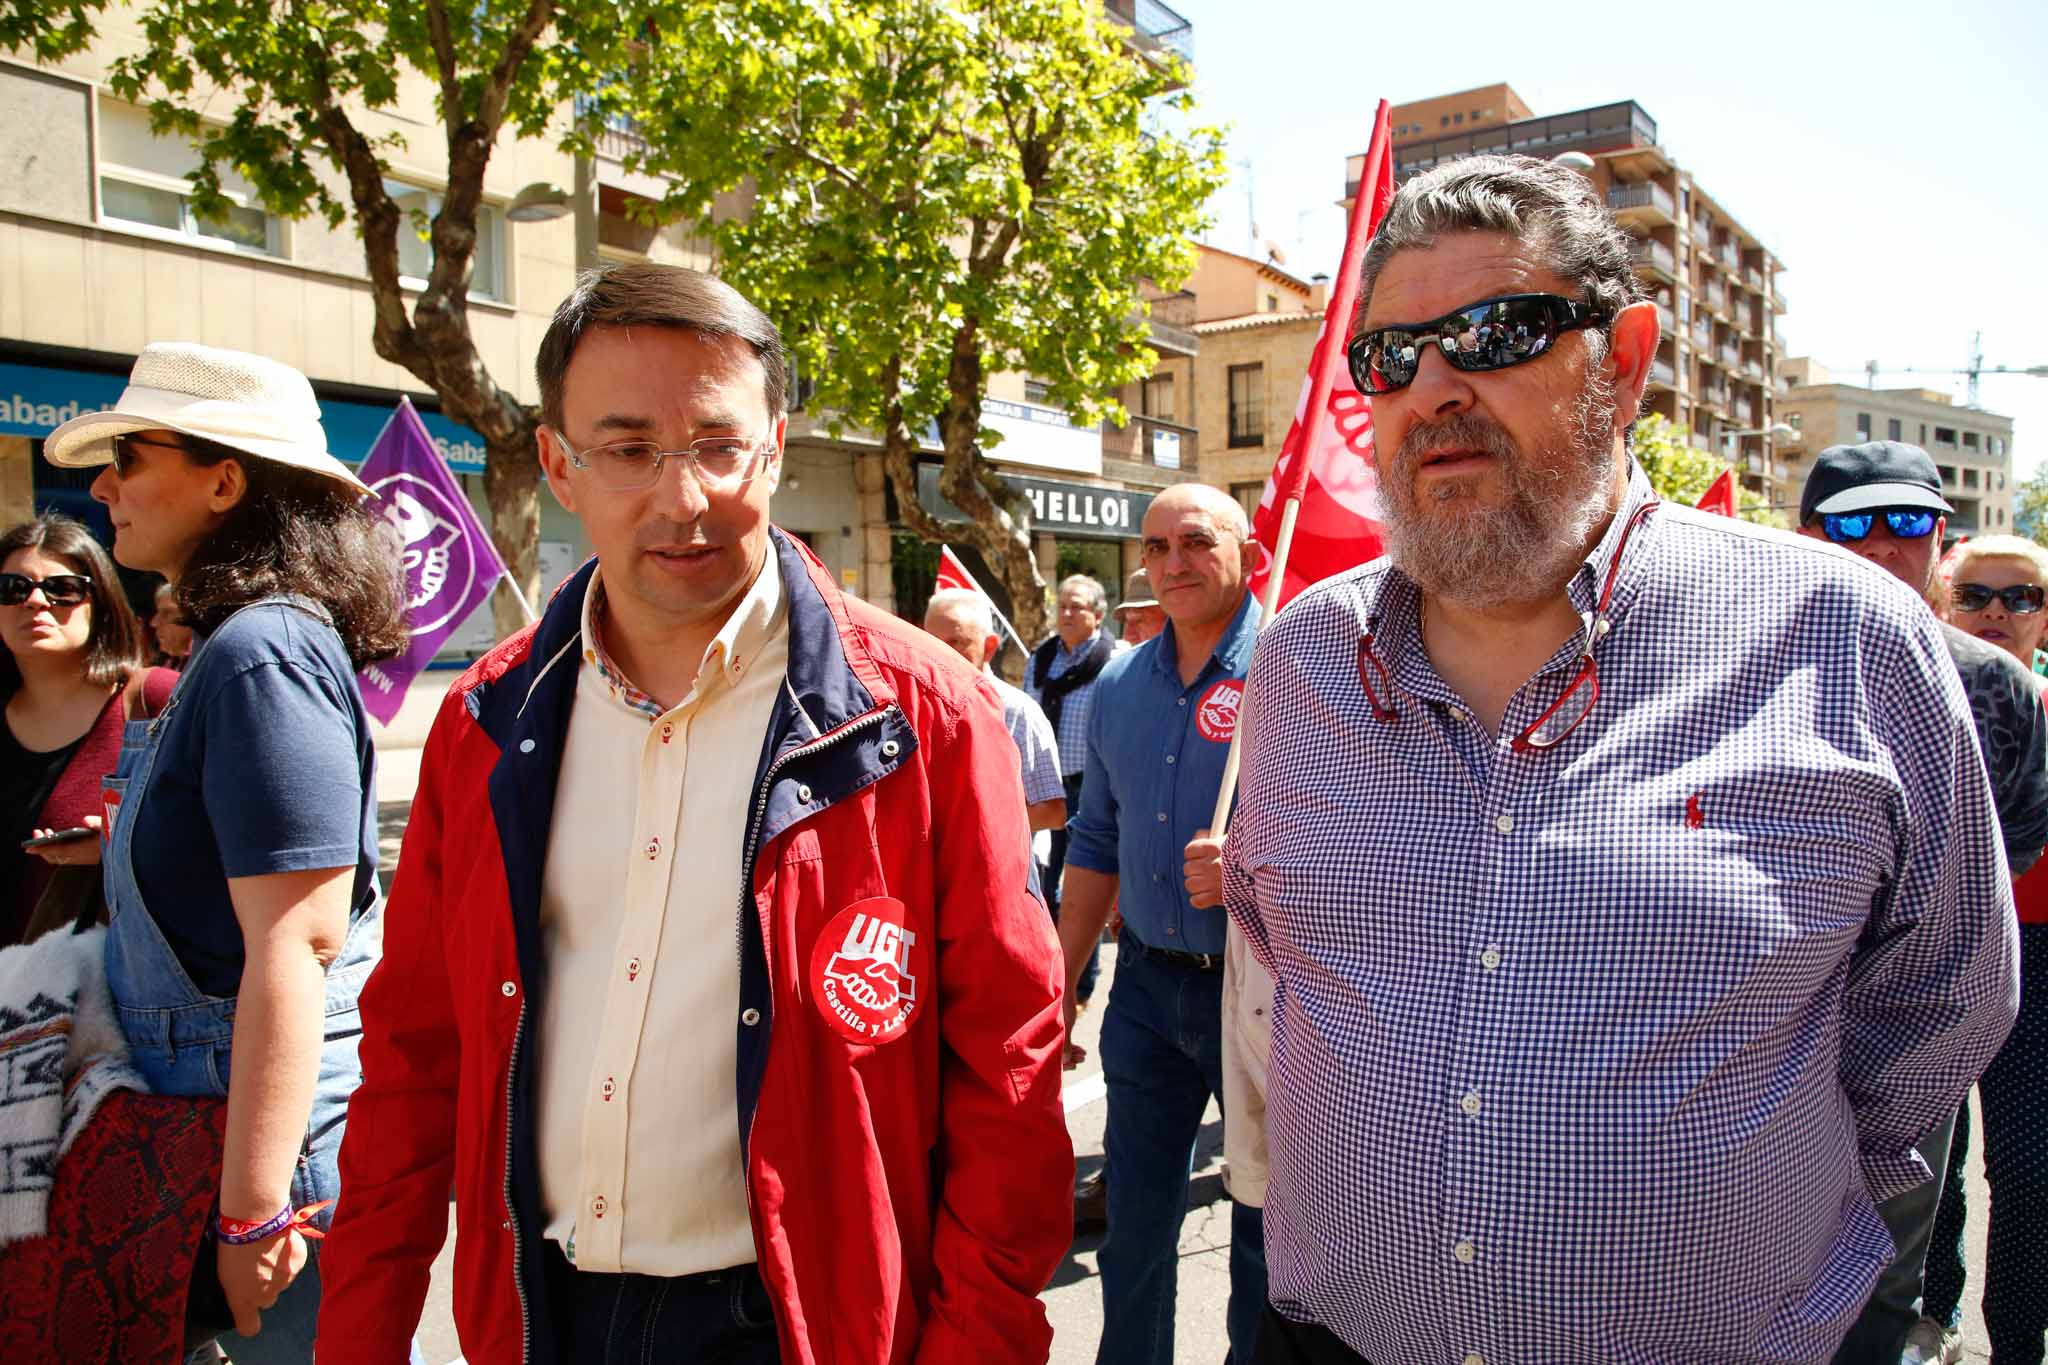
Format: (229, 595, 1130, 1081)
(42, 342, 412, 1364)
(1912, 534, 2048, 1365)
(2, 514, 177, 946)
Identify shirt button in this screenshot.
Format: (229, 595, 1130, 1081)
(1165, 926, 1177, 936)
(881, 740, 901, 758)
(519, 738, 536, 754)
(660, 723, 673, 743)
(601, 1076, 616, 1100)
(1157, 811, 1169, 822)
(1454, 1239, 1477, 1264)
(626, 957, 642, 981)
(1461, 1091, 1482, 1117)
(1178, 698, 1187, 707)
(1165, 754, 1176, 765)
(796, 783, 813, 802)
(1494, 813, 1514, 834)
(592, 1195, 608, 1218)
(741, 1007, 762, 1026)
(500, 981, 517, 997)
(644, 836, 660, 859)
(1447, 707, 1467, 725)
(1480, 946, 1502, 971)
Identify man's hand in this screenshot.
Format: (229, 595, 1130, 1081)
(217, 1226, 310, 1336)
(1184, 828, 1225, 909)
(1062, 991, 1085, 1070)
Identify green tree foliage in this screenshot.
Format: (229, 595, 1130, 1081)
(623, 0, 1227, 640)
(4, 0, 658, 629)
(1631, 412, 1781, 526)
(2012, 465, 2048, 546)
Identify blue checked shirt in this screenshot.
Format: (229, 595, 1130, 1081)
(1223, 466, 2020, 1364)
(1067, 593, 1261, 955)
(1026, 633, 1110, 777)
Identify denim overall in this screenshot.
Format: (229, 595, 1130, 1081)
(101, 595, 386, 1364)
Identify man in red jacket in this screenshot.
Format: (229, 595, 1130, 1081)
(317, 264, 1073, 1365)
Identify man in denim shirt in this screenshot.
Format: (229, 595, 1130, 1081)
(1058, 481, 1269, 1365)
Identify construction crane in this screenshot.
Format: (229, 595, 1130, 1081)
(1865, 332, 2048, 408)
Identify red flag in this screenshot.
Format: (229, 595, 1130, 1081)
(935, 545, 978, 595)
(1694, 468, 1738, 518)
(1246, 99, 1396, 613)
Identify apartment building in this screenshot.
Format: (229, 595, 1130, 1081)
(1778, 357, 2016, 537)
(1350, 84, 1791, 503)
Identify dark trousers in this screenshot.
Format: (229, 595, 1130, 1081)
(1252, 1309, 1371, 1364)
(1831, 1113, 1958, 1363)
(1045, 772, 1101, 1002)
(543, 1242, 779, 1365)
(1924, 920, 2048, 1363)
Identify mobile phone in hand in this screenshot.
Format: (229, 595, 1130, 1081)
(20, 826, 96, 850)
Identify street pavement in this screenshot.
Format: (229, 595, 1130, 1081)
(371, 758, 2001, 1365)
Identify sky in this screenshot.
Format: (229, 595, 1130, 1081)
(1170, 0, 2048, 477)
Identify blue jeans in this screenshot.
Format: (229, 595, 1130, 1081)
(1097, 936, 1267, 1365)
(544, 1243, 779, 1364)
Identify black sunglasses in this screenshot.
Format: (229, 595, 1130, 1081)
(1818, 509, 1939, 544)
(0, 572, 93, 607)
(111, 431, 197, 476)
(1952, 582, 2047, 615)
(1346, 293, 1612, 396)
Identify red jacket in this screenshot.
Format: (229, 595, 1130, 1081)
(318, 532, 1073, 1364)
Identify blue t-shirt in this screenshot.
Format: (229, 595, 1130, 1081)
(129, 601, 380, 999)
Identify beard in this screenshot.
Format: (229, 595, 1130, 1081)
(1377, 369, 1622, 610)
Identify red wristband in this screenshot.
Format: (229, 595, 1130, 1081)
(217, 1200, 334, 1245)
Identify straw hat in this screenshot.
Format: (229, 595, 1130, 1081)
(44, 341, 371, 495)
(1113, 568, 1160, 614)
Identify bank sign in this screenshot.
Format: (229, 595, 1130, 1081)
(1, 359, 490, 476)
(917, 464, 1151, 541)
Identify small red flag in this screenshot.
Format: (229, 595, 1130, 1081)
(1246, 100, 1397, 614)
(1695, 468, 1738, 518)
(935, 545, 979, 596)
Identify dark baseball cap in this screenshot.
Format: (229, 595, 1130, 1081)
(1798, 440, 1954, 525)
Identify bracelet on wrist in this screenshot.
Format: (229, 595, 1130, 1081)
(216, 1199, 334, 1245)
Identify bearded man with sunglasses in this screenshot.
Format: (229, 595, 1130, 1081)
(1218, 156, 2019, 1365)
(318, 264, 1073, 1365)
(1794, 440, 2048, 1365)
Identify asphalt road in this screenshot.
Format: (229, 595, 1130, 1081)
(374, 798, 2000, 1365)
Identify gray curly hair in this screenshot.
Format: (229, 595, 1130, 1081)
(1355, 155, 1646, 347)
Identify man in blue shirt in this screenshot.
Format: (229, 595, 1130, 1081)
(1059, 481, 1269, 1365)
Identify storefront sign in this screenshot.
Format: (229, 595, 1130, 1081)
(917, 464, 1151, 541)
(980, 396, 1102, 477)
(0, 358, 490, 475)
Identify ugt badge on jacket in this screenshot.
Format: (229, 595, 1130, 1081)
(811, 897, 927, 1044)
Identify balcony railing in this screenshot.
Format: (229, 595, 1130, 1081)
(1719, 343, 1740, 369)
(1692, 319, 1712, 347)
(1628, 237, 1675, 279)
(1719, 243, 1740, 270)
(1700, 384, 1730, 409)
(574, 94, 650, 161)
(1655, 302, 1675, 335)
(1744, 267, 1765, 292)
(1608, 182, 1675, 221)
(1649, 359, 1676, 388)
(1742, 360, 1765, 383)
(1691, 431, 1711, 451)
(1703, 282, 1727, 315)
(1384, 100, 1657, 186)
(1734, 399, 1756, 426)
(1734, 304, 1757, 334)
(1103, 0, 1193, 61)
(1104, 414, 1198, 472)
(1692, 216, 1713, 241)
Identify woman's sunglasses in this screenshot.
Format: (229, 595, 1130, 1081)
(1817, 509, 1940, 544)
(0, 572, 93, 606)
(1952, 582, 2047, 615)
(1346, 293, 1612, 396)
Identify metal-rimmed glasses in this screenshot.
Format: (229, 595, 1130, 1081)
(1356, 500, 1658, 753)
(548, 429, 776, 492)
(0, 571, 93, 607)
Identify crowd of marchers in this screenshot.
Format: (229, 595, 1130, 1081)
(1, 153, 2043, 1365)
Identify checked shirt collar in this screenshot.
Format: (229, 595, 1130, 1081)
(578, 551, 786, 722)
(1355, 460, 1661, 712)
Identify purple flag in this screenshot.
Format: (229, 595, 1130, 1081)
(354, 397, 508, 726)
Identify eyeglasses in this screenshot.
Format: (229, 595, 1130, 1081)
(1356, 500, 1657, 753)
(112, 432, 192, 477)
(1952, 582, 2047, 615)
(0, 572, 93, 607)
(1346, 293, 1612, 396)
(549, 430, 775, 492)
(1817, 509, 1939, 544)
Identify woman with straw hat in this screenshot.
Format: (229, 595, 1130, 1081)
(44, 341, 409, 1361)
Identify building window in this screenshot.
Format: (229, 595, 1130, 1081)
(1964, 468, 1979, 489)
(1228, 364, 1264, 448)
(1887, 418, 1902, 441)
(385, 180, 505, 301)
(1453, 112, 1464, 125)
(1935, 426, 1957, 445)
(1139, 373, 1174, 423)
(1024, 379, 1051, 404)
(1856, 412, 1871, 440)
(96, 100, 281, 255)
(1230, 481, 1264, 522)
(1920, 423, 1928, 444)
(1263, 293, 1279, 313)
(1963, 431, 1981, 450)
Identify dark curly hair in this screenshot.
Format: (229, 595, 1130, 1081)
(172, 436, 408, 669)
(0, 512, 143, 697)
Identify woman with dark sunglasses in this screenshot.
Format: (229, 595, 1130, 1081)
(38, 341, 413, 1364)
(1, 513, 176, 947)
(1914, 533, 2048, 1365)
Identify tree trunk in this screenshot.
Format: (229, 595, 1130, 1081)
(482, 434, 542, 638)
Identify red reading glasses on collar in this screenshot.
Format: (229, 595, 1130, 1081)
(1356, 500, 1658, 753)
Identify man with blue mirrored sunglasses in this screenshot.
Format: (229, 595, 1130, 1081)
(1798, 440, 2048, 1365)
